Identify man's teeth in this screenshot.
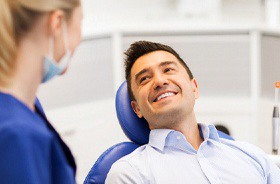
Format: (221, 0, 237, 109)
(156, 92, 175, 101)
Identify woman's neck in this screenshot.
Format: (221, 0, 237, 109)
(0, 38, 44, 111)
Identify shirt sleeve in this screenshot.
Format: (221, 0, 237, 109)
(105, 160, 144, 184)
(223, 139, 280, 183)
(266, 156, 280, 183)
(242, 144, 280, 183)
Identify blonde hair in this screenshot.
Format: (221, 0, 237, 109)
(0, 0, 79, 86)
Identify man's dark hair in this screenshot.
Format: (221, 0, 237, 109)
(124, 40, 194, 101)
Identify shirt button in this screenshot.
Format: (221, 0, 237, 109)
(176, 136, 181, 140)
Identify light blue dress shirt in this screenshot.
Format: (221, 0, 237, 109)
(106, 124, 280, 184)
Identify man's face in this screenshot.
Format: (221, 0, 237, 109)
(130, 50, 199, 129)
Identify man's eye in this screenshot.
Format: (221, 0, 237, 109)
(140, 76, 149, 84)
(164, 68, 173, 73)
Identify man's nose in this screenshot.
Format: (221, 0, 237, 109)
(153, 73, 169, 91)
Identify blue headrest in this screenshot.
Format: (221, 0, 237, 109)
(115, 82, 150, 145)
(115, 81, 234, 144)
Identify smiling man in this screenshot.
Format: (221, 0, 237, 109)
(105, 41, 280, 184)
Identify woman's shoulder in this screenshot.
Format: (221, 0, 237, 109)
(0, 108, 53, 145)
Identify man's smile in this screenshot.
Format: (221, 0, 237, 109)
(153, 91, 178, 102)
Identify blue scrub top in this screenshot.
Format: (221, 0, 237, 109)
(0, 92, 76, 184)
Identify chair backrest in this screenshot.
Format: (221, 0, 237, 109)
(84, 142, 139, 184)
(84, 81, 234, 184)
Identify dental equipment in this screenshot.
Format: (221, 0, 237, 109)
(272, 82, 280, 155)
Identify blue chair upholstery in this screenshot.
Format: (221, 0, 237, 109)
(84, 142, 139, 184)
(84, 81, 234, 184)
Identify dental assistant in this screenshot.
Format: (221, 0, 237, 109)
(0, 0, 82, 183)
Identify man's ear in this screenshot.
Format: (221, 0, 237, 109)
(131, 100, 143, 118)
(191, 78, 199, 99)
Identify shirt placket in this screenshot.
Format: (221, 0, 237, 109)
(197, 141, 222, 184)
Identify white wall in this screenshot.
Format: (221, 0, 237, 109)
(81, 0, 265, 35)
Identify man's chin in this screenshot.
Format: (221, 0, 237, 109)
(153, 108, 180, 121)
(152, 104, 177, 114)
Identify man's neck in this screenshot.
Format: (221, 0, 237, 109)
(169, 111, 203, 151)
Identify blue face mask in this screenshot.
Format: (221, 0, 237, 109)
(42, 22, 71, 83)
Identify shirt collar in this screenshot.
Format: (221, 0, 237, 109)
(199, 123, 220, 142)
(148, 129, 174, 151)
(148, 124, 221, 151)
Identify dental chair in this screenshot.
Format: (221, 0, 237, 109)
(84, 81, 234, 184)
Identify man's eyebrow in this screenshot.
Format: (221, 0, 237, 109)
(134, 61, 178, 82)
(159, 61, 178, 67)
(135, 68, 149, 82)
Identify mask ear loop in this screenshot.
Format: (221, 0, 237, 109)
(62, 21, 70, 53)
(49, 36, 54, 59)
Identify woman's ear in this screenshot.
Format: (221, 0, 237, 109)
(131, 100, 143, 118)
(48, 10, 64, 37)
(191, 78, 199, 99)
